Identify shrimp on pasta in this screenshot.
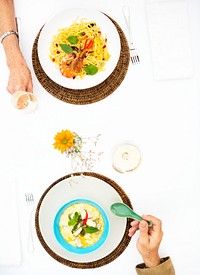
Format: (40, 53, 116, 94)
(49, 19, 110, 79)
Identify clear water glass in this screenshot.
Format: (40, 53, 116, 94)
(11, 91, 38, 113)
(112, 143, 141, 173)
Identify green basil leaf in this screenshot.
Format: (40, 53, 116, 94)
(67, 36, 78, 44)
(85, 64, 98, 75)
(68, 219, 76, 226)
(59, 44, 73, 53)
(68, 212, 79, 226)
(72, 223, 79, 233)
(73, 212, 79, 220)
(83, 226, 99, 234)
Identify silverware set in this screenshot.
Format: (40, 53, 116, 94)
(122, 5, 140, 65)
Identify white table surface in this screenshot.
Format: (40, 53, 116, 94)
(0, 0, 200, 274)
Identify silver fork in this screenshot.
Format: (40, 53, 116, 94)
(25, 193, 35, 253)
(122, 5, 140, 65)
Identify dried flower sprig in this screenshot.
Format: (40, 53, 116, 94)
(53, 130, 103, 172)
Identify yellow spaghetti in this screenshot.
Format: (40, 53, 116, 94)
(49, 19, 110, 79)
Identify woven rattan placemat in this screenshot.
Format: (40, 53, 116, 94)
(35, 172, 132, 268)
(32, 16, 130, 105)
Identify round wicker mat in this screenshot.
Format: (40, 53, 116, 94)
(35, 172, 132, 269)
(32, 16, 130, 105)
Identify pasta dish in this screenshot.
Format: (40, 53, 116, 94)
(49, 19, 110, 79)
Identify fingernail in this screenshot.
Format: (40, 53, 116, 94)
(140, 221, 147, 228)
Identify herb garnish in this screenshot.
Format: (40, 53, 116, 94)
(83, 226, 99, 233)
(85, 64, 98, 75)
(59, 44, 73, 53)
(67, 36, 78, 44)
(68, 210, 99, 235)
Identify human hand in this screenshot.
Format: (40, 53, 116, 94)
(129, 215, 163, 268)
(7, 58, 33, 94)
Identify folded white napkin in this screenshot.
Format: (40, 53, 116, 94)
(0, 177, 22, 266)
(146, 0, 193, 80)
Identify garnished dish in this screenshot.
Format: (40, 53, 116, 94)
(50, 20, 110, 79)
(38, 8, 120, 89)
(60, 202, 104, 247)
(36, 173, 130, 266)
(54, 198, 109, 254)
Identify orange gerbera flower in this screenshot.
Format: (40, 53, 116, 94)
(53, 129, 75, 153)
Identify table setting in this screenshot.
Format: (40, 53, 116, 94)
(0, 0, 200, 274)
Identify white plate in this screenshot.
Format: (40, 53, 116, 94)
(38, 8, 121, 89)
(36, 173, 131, 266)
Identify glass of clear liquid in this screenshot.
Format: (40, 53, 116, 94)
(11, 91, 38, 113)
(112, 142, 141, 173)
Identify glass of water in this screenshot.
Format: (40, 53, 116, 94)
(112, 142, 141, 173)
(11, 91, 38, 113)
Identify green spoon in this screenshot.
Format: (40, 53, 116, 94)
(110, 202, 152, 227)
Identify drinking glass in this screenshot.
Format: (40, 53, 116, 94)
(11, 91, 38, 113)
(112, 142, 141, 173)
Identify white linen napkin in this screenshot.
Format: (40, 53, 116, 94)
(0, 177, 22, 266)
(145, 0, 193, 80)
